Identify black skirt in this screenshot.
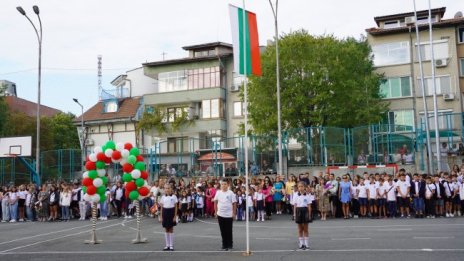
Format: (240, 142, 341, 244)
(256, 200, 264, 211)
(18, 199, 25, 207)
(295, 207, 310, 224)
(180, 203, 188, 213)
(162, 207, 176, 228)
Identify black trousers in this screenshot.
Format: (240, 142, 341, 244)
(218, 216, 233, 248)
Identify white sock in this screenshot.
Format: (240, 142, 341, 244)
(304, 237, 309, 246)
(165, 233, 169, 247)
(299, 237, 304, 247)
(257, 211, 260, 220)
(169, 233, 174, 247)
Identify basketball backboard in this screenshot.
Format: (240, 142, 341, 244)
(0, 136, 32, 157)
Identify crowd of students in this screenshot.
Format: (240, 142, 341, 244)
(1, 165, 464, 224)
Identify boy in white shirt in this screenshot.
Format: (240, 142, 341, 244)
(357, 178, 368, 218)
(425, 176, 436, 218)
(385, 175, 397, 218)
(367, 177, 378, 218)
(396, 173, 411, 218)
(377, 178, 387, 218)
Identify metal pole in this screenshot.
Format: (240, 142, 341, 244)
(413, 0, 434, 174)
(132, 199, 147, 243)
(269, 0, 283, 177)
(428, 0, 441, 173)
(242, 0, 251, 256)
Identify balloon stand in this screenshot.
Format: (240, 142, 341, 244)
(85, 202, 102, 244)
(132, 200, 147, 244)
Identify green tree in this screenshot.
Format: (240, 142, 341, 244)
(50, 113, 80, 150)
(245, 30, 388, 136)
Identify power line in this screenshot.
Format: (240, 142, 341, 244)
(0, 67, 131, 76)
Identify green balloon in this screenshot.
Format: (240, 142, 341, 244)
(130, 147, 140, 156)
(129, 190, 139, 200)
(122, 173, 132, 182)
(101, 176, 108, 185)
(99, 194, 107, 203)
(127, 155, 137, 165)
(97, 186, 106, 195)
(82, 186, 87, 194)
(96, 161, 106, 169)
(135, 162, 146, 171)
(106, 140, 116, 150)
(101, 145, 107, 153)
(88, 170, 98, 179)
(135, 178, 145, 187)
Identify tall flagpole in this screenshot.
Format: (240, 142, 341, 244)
(413, 0, 433, 174)
(428, 0, 441, 172)
(269, 0, 283, 178)
(242, 0, 251, 256)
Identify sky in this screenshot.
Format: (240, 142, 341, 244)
(0, 0, 461, 116)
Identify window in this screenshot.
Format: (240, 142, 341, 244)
(158, 70, 187, 92)
(233, 101, 244, 117)
(385, 110, 414, 131)
(380, 76, 411, 98)
(416, 40, 449, 61)
(201, 99, 223, 119)
(167, 137, 189, 153)
(158, 66, 221, 93)
(194, 49, 215, 57)
(372, 41, 410, 66)
(165, 107, 189, 122)
(460, 58, 464, 77)
(384, 20, 400, 29)
(104, 100, 118, 113)
(417, 75, 451, 95)
(459, 28, 464, 43)
(416, 16, 437, 25)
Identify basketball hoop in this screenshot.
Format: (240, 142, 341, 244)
(4, 153, 20, 158)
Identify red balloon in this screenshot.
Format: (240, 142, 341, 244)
(112, 150, 122, 160)
(87, 185, 96, 195)
(85, 161, 96, 171)
(136, 155, 144, 162)
(97, 152, 106, 162)
(125, 190, 130, 198)
(140, 171, 149, 180)
(124, 143, 133, 151)
(125, 181, 136, 192)
(122, 163, 134, 173)
(138, 187, 149, 197)
(82, 177, 93, 187)
(104, 157, 112, 164)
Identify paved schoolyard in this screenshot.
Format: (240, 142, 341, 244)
(0, 215, 463, 261)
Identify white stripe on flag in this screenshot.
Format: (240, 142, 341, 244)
(229, 5, 240, 74)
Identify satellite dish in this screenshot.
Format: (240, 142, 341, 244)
(454, 11, 463, 18)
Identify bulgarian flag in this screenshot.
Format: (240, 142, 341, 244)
(229, 4, 262, 76)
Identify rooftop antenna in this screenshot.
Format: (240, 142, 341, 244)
(98, 55, 102, 100)
(161, 52, 167, 61)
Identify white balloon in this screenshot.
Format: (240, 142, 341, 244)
(97, 169, 106, 177)
(104, 148, 114, 158)
(92, 194, 101, 203)
(83, 194, 91, 202)
(116, 142, 124, 151)
(82, 171, 89, 179)
(88, 153, 98, 162)
(144, 180, 148, 187)
(120, 159, 127, 166)
(93, 146, 103, 154)
(121, 149, 130, 159)
(111, 158, 120, 164)
(93, 178, 103, 187)
(131, 169, 141, 179)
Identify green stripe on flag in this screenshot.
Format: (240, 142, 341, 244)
(238, 8, 252, 75)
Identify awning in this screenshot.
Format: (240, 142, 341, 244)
(418, 130, 459, 139)
(198, 152, 236, 161)
(374, 133, 414, 143)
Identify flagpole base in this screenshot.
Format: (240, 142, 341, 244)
(242, 251, 253, 256)
(132, 238, 148, 244)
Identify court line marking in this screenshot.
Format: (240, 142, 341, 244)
(413, 236, 455, 239)
(256, 237, 290, 241)
(2, 249, 464, 255)
(0, 219, 117, 246)
(377, 228, 413, 231)
(0, 219, 137, 253)
(331, 238, 371, 241)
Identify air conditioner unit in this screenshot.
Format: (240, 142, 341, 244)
(85, 139, 94, 146)
(230, 85, 240, 92)
(434, 59, 448, 67)
(443, 93, 455, 101)
(405, 16, 416, 25)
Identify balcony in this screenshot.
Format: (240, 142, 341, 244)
(100, 88, 129, 100)
(144, 87, 225, 106)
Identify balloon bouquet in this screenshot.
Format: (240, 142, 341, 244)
(82, 140, 150, 244)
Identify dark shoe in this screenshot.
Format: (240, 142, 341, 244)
(221, 248, 228, 251)
(302, 245, 307, 250)
(169, 247, 174, 251)
(163, 247, 170, 251)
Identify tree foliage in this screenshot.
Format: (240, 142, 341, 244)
(137, 106, 194, 136)
(245, 30, 388, 136)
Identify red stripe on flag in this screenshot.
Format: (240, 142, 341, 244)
(247, 12, 261, 76)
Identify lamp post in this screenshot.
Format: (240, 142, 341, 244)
(17, 5, 42, 177)
(73, 98, 85, 169)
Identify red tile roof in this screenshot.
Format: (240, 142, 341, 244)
(74, 97, 141, 124)
(5, 96, 61, 117)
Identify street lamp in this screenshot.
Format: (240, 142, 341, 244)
(17, 5, 43, 177)
(73, 98, 85, 168)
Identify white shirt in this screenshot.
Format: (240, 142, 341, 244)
(150, 186, 159, 201)
(291, 191, 298, 205)
(443, 181, 452, 197)
(413, 181, 420, 196)
(459, 183, 464, 200)
(293, 193, 312, 207)
(180, 197, 189, 204)
(386, 182, 396, 201)
(351, 185, 358, 198)
(246, 195, 253, 207)
(435, 182, 442, 198)
(18, 190, 27, 200)
(195, 194, 204, 208)
(160, 195, 178, 209)
(60, 191, 71, 206)
(72, 188, 79, 201)
(358, 185, 367, 198)
(25, 191, 32, 206)
(367, 183, 378, 199)
(255, 192, 264, 201)
(377, 184, 387, 199)
(396, 180, 410, 197)
(425, 184, 436, 199)
(214, 190, 237, 218)
(115, 188, 123, 201)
